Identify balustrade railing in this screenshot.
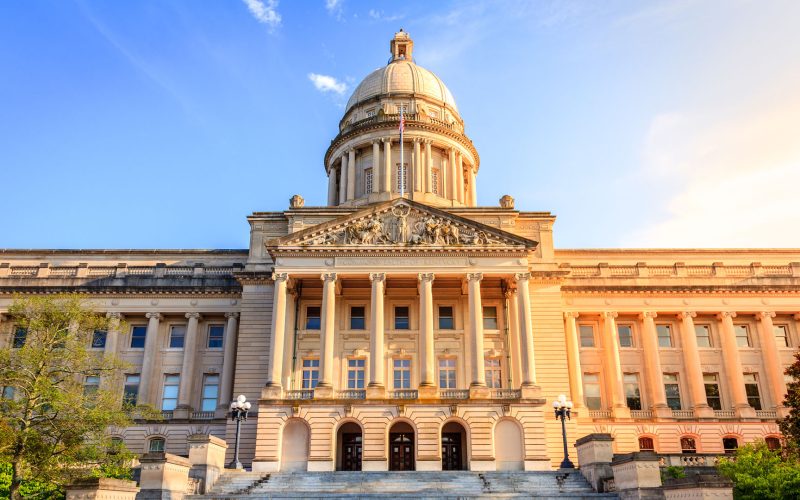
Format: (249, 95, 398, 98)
(630, 410, 653, 419)
(87, 267, 116, 276)
(161, 410, 174, 420)
(714, 410, 736, 419)
(440, 389, 469, 399)
(490, 389, 521, 399)
(10, 267, 37, 276)
(659, 454, 721, 467)
(339, 112, 464, 136)
(672, 409, 695, 419)
(336, 389, 366, 400)
(285, 390, 314, 400)
(191, 411, 216, 420)
(165, 266, 193, 276)
(390, 390, 418, 400)
(588, 410, 613, 419)
(756, 410, 777, 419)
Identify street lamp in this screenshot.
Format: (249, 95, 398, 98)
(552, 394, 575, 469)
(228, 395, 251, 469)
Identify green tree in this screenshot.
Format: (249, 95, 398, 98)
(717, 441, 800, 499)
(779, 350, 800, 451)
(0, 295, 134, 499)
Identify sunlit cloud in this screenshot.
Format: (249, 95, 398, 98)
(325, 0, 343, 19)
(368, 9, 404, 22)
(242, 0, 281, 29)
(308, 73, 347, 95)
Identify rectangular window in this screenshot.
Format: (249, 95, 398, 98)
(161, 375, 180, 411)
(438, 306, 454, 329)
(744, 373, 761, 410)
(350, 306, 366, 330)
(695, 325, 712, 347)
(439, 358, 456, 389)
(394, 306, 409, 330)
(149, 438, 165, 453)
(306, 306, 321, 330)
(201, 374, 219, 411)
(169, 326, 186, 349)
(393, 359, 411, 389)
(365, 168, 373, 193)
(657, 324, 673, 347)
(664, 373, 681, 410)
(123, 374, 140, 406)
(432, 169, 440, 195)
(735, 325, 751, 347)
(92, 330, 107, 349)
(207, 325, 224, 349)
(482, 306, 498, 330)
(84, 376, 100, 395)
(704, 374, 722, 410)
(584, 373, 602, 410)
(302, 359, 320, 389)
(12, 327, 26, 348)
(347, 359, 366, 389)
(618, 325, 634, 347)
(624, 373, 641, 410)
(485, 358, 502, 388)
(774, 325, 790, 347)
(396, 163, 408, 192)
(130, 326, 147, 349)
(579, 325, 595, 347)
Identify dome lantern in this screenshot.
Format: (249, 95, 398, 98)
(390, 29, 413, 62)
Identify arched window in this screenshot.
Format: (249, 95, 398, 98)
(148, 437, 165, 453)
(766, 437, 782, 451)
(722, 437, 738, 454)
(680, 436, 696, 454)
(638, 437, 655, 452)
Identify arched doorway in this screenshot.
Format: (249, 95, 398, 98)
(281, 419, 309, 472)
(441, 421, 468, 471)
(389, 421, 415, 471)
(336, 422, 363, 471)
(494, 419, 524, 471)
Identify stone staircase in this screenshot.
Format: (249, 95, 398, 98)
(190, 470, 618, 499)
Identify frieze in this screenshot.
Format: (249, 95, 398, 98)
(337, 257, 469, 267)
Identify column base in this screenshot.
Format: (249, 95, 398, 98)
(735, 405, 758, 420)
(418, 385, 440, 399)
(652, 405, 674, 420)
(524, 459, 553, 471)
(307, 459, 335, 472)
(777, 406, 791, 419)
(692, 404, 716, 420)
(520, 384, 542, 399)
(416, 459, 442, 471)
(314, 385, 334, 399)
(366, 385, 386, 399)
(251, 460, 280, 472)
(172, 406, 191, 419)
(362, 459, 388, 471)
(470, 459, 497, 472)
(262, 384, 283, 399)
(469, 385, 491, 399)
(612, 406, 631, 420)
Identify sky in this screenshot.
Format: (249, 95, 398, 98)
(1, 0, 799, 250)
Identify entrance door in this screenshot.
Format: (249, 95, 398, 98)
(442, 432, 463, 471)
(341, 433, 362, 471)
(389, 432, 415, 471)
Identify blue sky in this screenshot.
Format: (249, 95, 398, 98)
(1, 0, 799, 249)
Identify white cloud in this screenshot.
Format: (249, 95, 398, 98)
(242, 0, 281, 29)
(308, 73, 347, 95)
(325, 0, 343, 18)
(368, 9, 404, 22)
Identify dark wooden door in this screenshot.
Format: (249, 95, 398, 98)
(341, 433, 362, 471)
(442, 432, 463, 471)
(389, 432, 415, 471)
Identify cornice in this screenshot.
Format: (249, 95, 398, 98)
(233, 271, 276, 285)
(562, 285, 800, 294)
(0, 287, 241, 296)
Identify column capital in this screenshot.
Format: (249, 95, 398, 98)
(272, 272, 289, 283)
(321, 272, 338, 283)
(758, 311, 777, 320)
(424, 138, 433, 145)
(145, 312, 162, 320)
(679, 311, 697, 319)
(717, 311, 737, 319)
(418, 272, 435, 283)
(639, 311, 658, 319)
(466, 272, 483, 282)
(412, 137, 422, 144)
(514, 272, 531, 282)
(372, 139, 381, 145)
(564, 312, 580, 319)
(603, 311, 618, 319)
(185, 312, 202, 320)
(370, 272, 386, 283)
(106, 312, 124, 320)
(382, 137, 392, 144)
(224, 312, 240, 319)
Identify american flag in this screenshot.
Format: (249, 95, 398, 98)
(399, 108, 405, 133)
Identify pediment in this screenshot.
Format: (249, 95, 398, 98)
(269, 199, 537, 252)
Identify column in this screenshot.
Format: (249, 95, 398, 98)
(177, 312, 202, 412)
(468, 168, 477, 205)
(448, 148, 458, 202)
(347, 149, 356, 200)
(505, 287, 522, 388)
(563, 312, 585, 409)
(266, 272, 288, 394)
(327, 167, 337, 205)
(368, 273, 386, 397)
(639, 312, 671, 418)
(104, 312, 122, 358)
(139, 312, 162, 406)
(467, 273, 487, 393)
(218, 312, 239, 411)
(602, 312, 629, 418)
(514, 273, 538, 389)
(679, 312, 713, 418)
(316, 272, 337, 397)
(372, 140, 381, 194)
(717, 312, 755, 418)
(457, 153, 465, 203)
(281, 289, 297, 391)
(413, 139, 422, 193)
(757, 311, 788, 415)
(418, 273, 436, 395)
(383, 138, 392, 192)
(339, 155, 348, 203)
(424, 140, 433, 193)
(441, 156, 448, 199)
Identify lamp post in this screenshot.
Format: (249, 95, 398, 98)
(228, 394, 251, 469)
(552, 394, 574, 469)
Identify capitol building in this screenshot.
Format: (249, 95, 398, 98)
(1, 31, 796, 475)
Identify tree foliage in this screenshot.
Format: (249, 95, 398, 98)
(779, 350, 800, 451)
(0, 295, 135, 499)
(717, 441, 800, 500)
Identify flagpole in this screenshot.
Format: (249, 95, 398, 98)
(399, 106, 405, 197)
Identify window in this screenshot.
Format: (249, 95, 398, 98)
(2, 386, 14, 399)
(439, 358, 456, 389)
(396, 163, 408, 192)
(393, 359, 411, 389)
(579, 325, 595, 347)
(306, 306, 321, 330)
(130, 326, 147, 349)
(169, 325, 186, 349)
(148, 438, 165, 453)
(734, 325, 751, 347)
(347, 359, 366, 389)
(766, 437, 782, 451)
(366, 109, 376, 118)
(774, 325, 790, 347)
(161, 375, 180, 411)
(302, 359, 319, 389)
(92, 330, 107, 349)
(485, 358, 502, 388)
(482, 306, 498, 330)
(743, 373, 761, 410)
(201, 374, 219, 412)
(350, 306, 365, 330)
(394, 306, 409, 330)
(703, 374, 722, 410)
(638, 437, 655, 452)
(365, 168, 373, 193)
(680, 436, 697, 454)
(624, 373, 642, 410)
(432, 169, 440, 195)
(123, 375, 140, 406)
(207, 325, 224, 349)
(618, 325, 633, 347)
(12, 328, 26, 348)
(656, 325, 673, 347)
(583, 373, 602, 410)
(723, 437, 738, 454)
(664, 373, 681, 410)
(397, 103, 409, 114)
(438, 306, 454, 329)
(695, 325, 712, 347)
(84, 376, 100, 395)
